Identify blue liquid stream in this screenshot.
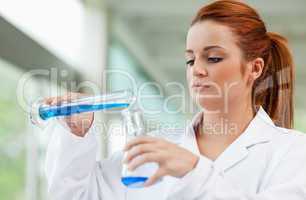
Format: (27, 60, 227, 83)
(39, 103, 130, 120)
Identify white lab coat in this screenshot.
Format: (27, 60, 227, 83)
(45, 107, 306, 200)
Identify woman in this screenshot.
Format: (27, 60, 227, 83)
(45, 1, 306, 199)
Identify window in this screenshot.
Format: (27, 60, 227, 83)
(106, 40, 187, 155)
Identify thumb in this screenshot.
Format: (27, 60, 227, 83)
(143, 168, 166, 187)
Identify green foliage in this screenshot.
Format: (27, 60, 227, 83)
(0, 154, 25, 200)
(0, 59, 27, 200)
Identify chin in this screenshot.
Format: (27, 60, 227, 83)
(193, 97, 224, 114)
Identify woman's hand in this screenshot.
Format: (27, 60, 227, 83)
(44, 93, 94, 137)
(123, 136, 199, 187)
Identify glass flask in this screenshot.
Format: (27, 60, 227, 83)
(121, 108, 160, 188)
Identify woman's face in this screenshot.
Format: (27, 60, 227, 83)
(186, 20, 251, 113)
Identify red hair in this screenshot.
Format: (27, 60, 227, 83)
(191, 0, 295, 128)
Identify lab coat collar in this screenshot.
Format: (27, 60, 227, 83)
(182, 106, 275, 172)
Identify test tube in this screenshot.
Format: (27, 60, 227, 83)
(30, 90, 136, 129)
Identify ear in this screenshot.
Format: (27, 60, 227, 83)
(245, 58, 264, 85)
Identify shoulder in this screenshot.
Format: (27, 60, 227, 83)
(269, 126, 306, 158)
(273, 126, 306, 144)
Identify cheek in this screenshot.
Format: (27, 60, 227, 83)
(221, 63, 248, 98)
(213, 59, 243, 87)
(210, 60, 247, 101)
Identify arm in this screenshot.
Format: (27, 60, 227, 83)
(45, 119, 126, 200)
(168, 137, 306, 200)
(43, 93, 126, 200)
(45, 119, 100, 200)
(123, 135, 306, 200)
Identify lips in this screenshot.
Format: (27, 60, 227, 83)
(192, 82, 211, 89)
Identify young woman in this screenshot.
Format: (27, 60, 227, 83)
(45, 1, 306, 199)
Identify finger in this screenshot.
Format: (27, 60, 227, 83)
(43, 96, 62, 105)
(43, 97, 55, 105)
(43, 96, 65, 106)
(143, 169, 166, 187)
(44, 93, 79, 106)
(58, 93, 77, 103)
(49, 97, 61, 106)
(124, 136, 157, 151)
(124, 144, 157, 163)
(128, 153, 158, 171)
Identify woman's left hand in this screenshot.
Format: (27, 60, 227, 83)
(123, 136, 199, 187)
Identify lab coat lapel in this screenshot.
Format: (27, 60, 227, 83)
(182, 106, 274, 172)
(214, 107, 274, 172)
(213, 137, 249, 172)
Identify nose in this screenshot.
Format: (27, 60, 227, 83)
(192, 59, 208, 77)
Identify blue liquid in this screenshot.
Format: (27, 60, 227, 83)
(39, 103, 129, 120)
(121, 176, 148, 188)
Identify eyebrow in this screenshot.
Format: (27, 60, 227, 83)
(185, 45, 225, 54)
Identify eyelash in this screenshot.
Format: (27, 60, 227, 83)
(186, 60, 194, 66)
(186, 57, 223, 66)
(208, 57, 223, 63)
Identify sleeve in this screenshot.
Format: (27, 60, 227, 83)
(44, 119, 125, 200)
(167, 136, 306, 200)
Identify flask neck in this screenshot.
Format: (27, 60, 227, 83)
(122, 108, 145, 138)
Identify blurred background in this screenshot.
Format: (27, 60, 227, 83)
(0, 0, 305, 199)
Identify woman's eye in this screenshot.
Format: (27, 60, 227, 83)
(186, 59, 194, 66)
(207, 57, 223, 63)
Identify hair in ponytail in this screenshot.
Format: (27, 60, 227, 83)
(191, 0, 295, 128)
(254, 32, 294, 128)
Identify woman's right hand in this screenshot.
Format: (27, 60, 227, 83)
(44, 93, 94, 137)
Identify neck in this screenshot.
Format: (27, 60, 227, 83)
(199, 99, 255, 144)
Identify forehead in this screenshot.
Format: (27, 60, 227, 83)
(186, 20, 238, 52)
